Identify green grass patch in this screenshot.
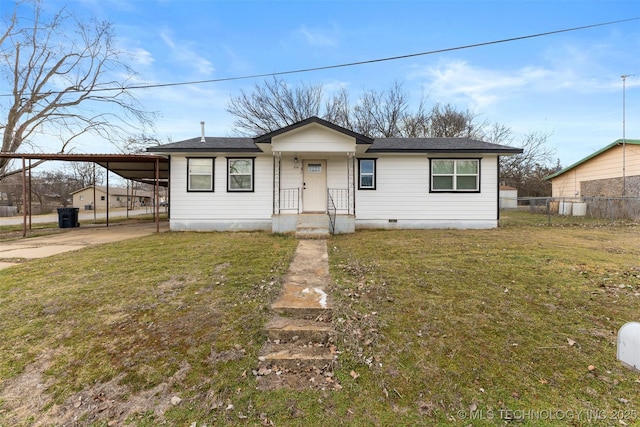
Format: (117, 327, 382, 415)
(1, 219, 640, 426)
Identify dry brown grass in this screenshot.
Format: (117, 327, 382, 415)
(1, 218, 639, 425)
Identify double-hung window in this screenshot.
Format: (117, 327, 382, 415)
(430, 159, 480, 192)
(227, 158, 254, 192)
(358, 159, 376, 190)
(188, 158, 214, 191)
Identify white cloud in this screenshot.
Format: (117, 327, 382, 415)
(159, 30, 215, 76)
(127, 47, 154, 67)
(410, 59, 553, 110)
(295, 24, 338, 48)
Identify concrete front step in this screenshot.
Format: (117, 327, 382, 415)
(266, 316, 334, 343)
(271, 305, 332, 321)
(296, 214, 330, 239)
(258, 342, 337, 371)
(270, 281, 332, 320)
(295, 229, 330, 239)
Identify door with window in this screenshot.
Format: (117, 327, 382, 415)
(302, 160, 327, 212)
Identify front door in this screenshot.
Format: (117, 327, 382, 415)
(302, 160, 327, 212)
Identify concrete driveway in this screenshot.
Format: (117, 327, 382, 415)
(0, 222, 168, 270)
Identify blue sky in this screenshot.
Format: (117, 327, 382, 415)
(40, 1, 640, 167)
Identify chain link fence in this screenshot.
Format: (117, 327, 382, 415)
(501, 197, 640, 226)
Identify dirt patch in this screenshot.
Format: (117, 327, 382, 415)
(0, 354, 191, 426)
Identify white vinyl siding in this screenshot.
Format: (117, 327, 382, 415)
(169, 155, 273, 226)
(271, 123, 357, 153)
(356, 155, 498, 222)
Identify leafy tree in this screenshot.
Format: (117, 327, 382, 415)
(0, 0, 154, 180)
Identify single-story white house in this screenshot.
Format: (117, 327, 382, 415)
(147, 117, 522, 234)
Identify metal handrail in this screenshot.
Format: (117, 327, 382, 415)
(327, 190, 337, 235)
(279, 188, 300, 212)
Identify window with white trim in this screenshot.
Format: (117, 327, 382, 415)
(430, 159, 480, 192)
(188, 158, 214, 192)
(358, 159, 376, 190)
(227, 158, 254, 192)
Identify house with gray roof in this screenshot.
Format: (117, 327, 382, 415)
(147, 116, 522, 234)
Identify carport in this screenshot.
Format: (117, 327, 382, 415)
(0, 153, 169, 236)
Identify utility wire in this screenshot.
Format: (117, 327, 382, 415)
(4, 16, 640, 96)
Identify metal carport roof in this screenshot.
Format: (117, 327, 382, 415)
(0, 152, 169, 185)
(0, 152, 169, 235)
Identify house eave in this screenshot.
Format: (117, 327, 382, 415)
(365, 148, 523, 154)
(148, 147, 263, 153)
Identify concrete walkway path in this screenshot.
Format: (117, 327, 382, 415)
(256, 239, 340, 390)
(271, 239, 332, 316)
(0, 222, 168, 270)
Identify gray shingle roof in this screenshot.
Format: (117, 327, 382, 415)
(367, 138, 523, 154)
(146, 117, 523, 155)
(147, 137, 261, 153)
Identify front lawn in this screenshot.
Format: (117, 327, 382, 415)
(0, 219, 639, 426)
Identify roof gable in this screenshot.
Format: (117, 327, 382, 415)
(545, 139, 640, 180)
(253, 116, 374, 144)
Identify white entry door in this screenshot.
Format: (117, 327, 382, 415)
(302, 160, 327, 212)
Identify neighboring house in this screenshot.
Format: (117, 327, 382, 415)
(546, 139, 640, 198)
(499, 185, 518, 210)
(147, 116, 522, 233)
(71, 186, 154, 209)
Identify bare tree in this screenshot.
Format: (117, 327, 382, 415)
(324, 87, 352, 130)
(493, 127, 558, 197)
(351, 82, 409, 137)
(67, 162, 104, 188)
(227, 77, 324, 135)
(121, 132, 163, 154)
(227, 78, 486, 140)
(425, 103, 483, 138)
(31, 170, 82, 210)
(0, 0, 154, 180)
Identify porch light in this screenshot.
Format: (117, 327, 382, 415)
(294, 156, 299, 165)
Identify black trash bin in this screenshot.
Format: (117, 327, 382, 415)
(57, 207, 80, 228)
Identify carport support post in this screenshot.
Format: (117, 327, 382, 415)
(155, 158, 160, 233)
(92, 166, 97, 223)
(21, 157, 26, 237)
(106, 163, 109, 227)
(28, 159, 32, 230)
